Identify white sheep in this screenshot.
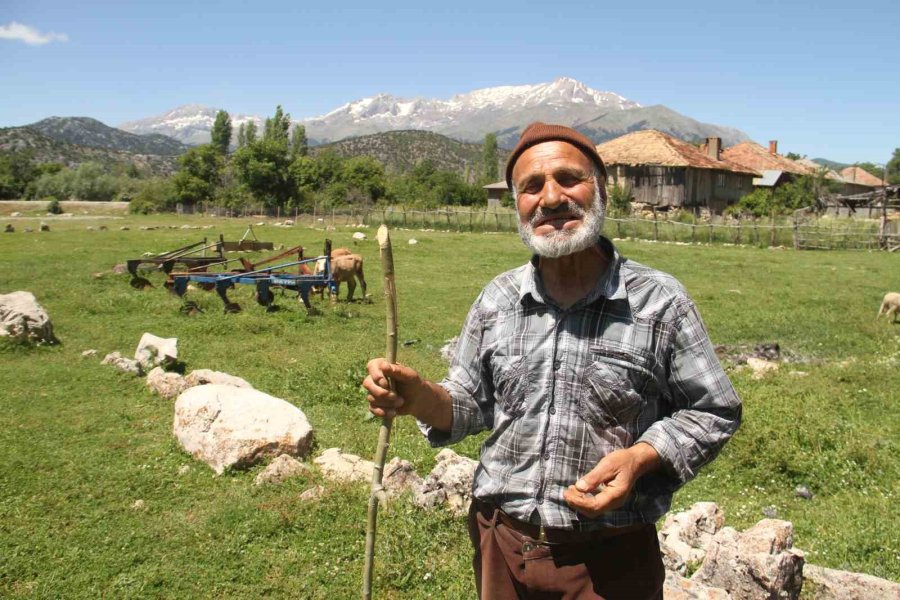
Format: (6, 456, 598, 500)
(877, 292, 900, 323)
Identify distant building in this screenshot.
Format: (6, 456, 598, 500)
(721, 140, 814, 180)
(483, 181, 509, 209)
(839, 166, 885, 188)
(595, 130, 759, 214)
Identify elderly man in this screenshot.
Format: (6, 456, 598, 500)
(363, 123, 741, 599)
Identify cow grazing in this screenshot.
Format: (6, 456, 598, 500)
(877, 292, 900, 323)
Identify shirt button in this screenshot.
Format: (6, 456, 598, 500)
(542, 452, 550, 461)
(536, 495, 544, 504)
(549, 406, 556, 415)
(553, 360, 562, 370)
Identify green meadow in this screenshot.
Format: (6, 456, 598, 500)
(1, 214, 897, 598)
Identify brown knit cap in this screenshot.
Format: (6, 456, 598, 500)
(505, 122, 607, 190)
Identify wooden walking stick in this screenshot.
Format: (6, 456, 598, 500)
(363, 225, 398, 599)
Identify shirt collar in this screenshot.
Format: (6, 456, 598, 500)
(518, 236, 627, 306)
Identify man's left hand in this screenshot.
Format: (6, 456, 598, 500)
(563, 443, 662, 518)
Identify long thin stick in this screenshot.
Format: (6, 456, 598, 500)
(363, 225, 398, 600)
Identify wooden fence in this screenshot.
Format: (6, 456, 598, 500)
(195, 204, 898, 251)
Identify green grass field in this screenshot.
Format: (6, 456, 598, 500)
(1, 214, 898, 598)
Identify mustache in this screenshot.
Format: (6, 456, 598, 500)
(529, 202, 587, 228)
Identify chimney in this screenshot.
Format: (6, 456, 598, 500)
(769, 140, 778, 155)
(706, 137, 721, 161)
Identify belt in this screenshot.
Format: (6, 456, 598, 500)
(474, 499, 647, 545)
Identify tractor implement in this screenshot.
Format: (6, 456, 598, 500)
(127, 238, 225, 289)
(170, 241, 335, 314)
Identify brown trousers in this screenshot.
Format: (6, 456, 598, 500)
(467, 502, 665, 600)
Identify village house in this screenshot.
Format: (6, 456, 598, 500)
(595, 130, 759, 214)
(482, 181, 509, 209)
(721, 140, 814, 192)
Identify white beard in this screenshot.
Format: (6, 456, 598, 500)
(517, 186, 605, 258)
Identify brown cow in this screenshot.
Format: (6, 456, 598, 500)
(316, 253, 367, 301)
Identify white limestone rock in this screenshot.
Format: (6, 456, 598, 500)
(254, 454, 310, 486)
(413, 448, 477, 516)
(173, 384, 313, 474)
(313, 448, 374, 484)
(102, 351, 142, 375)
(135, 333, 178, 369)
(692, 519, 804, 600)
(0, 291, 57, 344)
(383, 457, 423, 497)
(664, 571, 732, 600)
(352, 231, 366, 240)
(184, 369, 252, 389)
(802, 564, 900, 600)
(146, 367, 189, 399)
(659, 502, 726, 574)
(746, 357, 779, 379)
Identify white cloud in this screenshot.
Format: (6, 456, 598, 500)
(0, 21, 69, 46)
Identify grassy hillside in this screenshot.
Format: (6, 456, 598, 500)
(315, 130, 508, 181)
(0, 217, 897, 598)
(0, 127, 179, 175)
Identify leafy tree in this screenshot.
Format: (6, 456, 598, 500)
(290, 124, 308, 158)
(172, 145, 222, 204)
(263, 105, 291, 145)
(237, 123, 246, 149)
(211, 110, 232, 154)
(886, 148, 900, 185)
(244, 121, 258, 144)
(232, 138, 293, 208)
(785, 152, 804, 160)
(483, 133, 499, 181)
(341, 156, 386, 205)
(128, 178, 176, 214)
(0, 151, 37, 199)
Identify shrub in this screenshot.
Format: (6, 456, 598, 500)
(46, 197, 62, 214)
(606, 183, 632, 217)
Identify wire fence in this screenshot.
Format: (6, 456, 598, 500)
(191, 203, 899, 251)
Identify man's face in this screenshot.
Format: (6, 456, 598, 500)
(511, 141, 605, 258)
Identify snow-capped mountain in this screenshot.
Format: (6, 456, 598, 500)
(119, 104, 264, 147)
(118, 77, 749, 148)
(305, 77, 641, 143)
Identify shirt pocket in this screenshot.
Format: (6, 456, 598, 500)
(578, 342, 655, 429)
(488, 354, 529, 417)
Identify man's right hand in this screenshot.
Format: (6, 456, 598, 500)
(363, 359, 423, 419)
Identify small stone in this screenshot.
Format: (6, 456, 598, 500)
(81, 349, 97, 358)
(352, 232, 366, 240)
(131, 499, 145, 510)
(794, 485, 813, 500)
(299, 485, 326, 501)
(762, 506, 778, 518)
(39, 222, 50, 232)
(408, 238, 418, 245)
(120, 226, 130, 231)
(254, 454, 309, 486)
(178, 464, 191, 475)
(4, 224, 14, 233)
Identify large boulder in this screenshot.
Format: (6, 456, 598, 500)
(659, 502, 726, 574)
(135, 333, 178, 369)
(173, 384, 313, 474)
(802, 564, 900, 600)
(146, 367, 188, 399)
(693, 519, 805, 600)
(313, 448, 374, 483)
(0, 291, 57, 344)
(413, 448, 477, 515)
(185, 369, 252, 389)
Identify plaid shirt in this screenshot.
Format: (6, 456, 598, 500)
(421, 237, 741, 530)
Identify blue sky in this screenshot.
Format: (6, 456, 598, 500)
(2, 0, 897, 163)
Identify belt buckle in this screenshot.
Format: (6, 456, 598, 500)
(537, 525, 548, 545)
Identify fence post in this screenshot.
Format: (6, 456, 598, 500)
(736, 221, 742, 245)
(652, 207, 659, 241)
(770, 212, 777, 247)
(793, 220, 800, 250)
(708, 223, 714, 245)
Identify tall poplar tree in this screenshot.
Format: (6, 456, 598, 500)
(210, 110, 232, 154)
(264, 105, 291, 146)
(290, 124, 308, 158)
(483, 133, 499, 181)
(236, 123, 246, 149)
